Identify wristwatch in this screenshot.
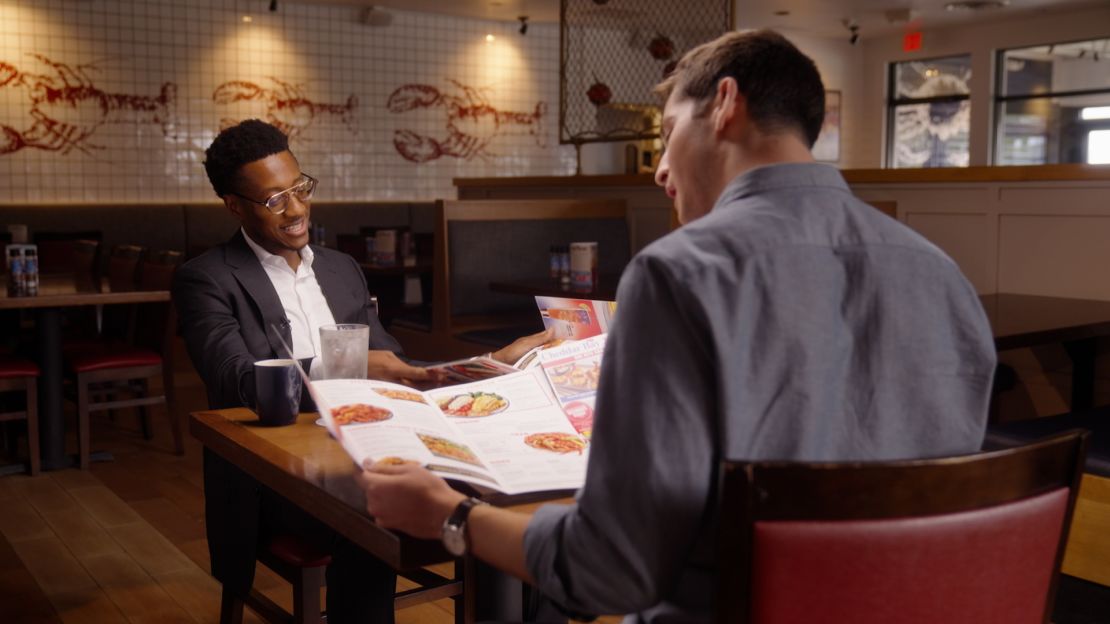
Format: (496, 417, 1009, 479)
(441, 497, 487, 557)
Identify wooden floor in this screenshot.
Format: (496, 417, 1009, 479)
(0, 362, 483, 624)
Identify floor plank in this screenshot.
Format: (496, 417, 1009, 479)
(50, 588, 127, 624)
(0, 531, 63, 624)
(105, 521, 196, 578)
(69, 485, 144, 528)
(40, 507, 122, 561)
(82, 551, 195, 624)
(0, 498, 54, 543)
(23, 477, 82, 516)
(10, 535, 99, 596)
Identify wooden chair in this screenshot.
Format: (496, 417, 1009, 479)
(718, 430, 1088, 624)
(392, 198, 629, 361)
(0, 356, 40, 475)
(31, 230, 102, 275)
(64, 251, 184, 467)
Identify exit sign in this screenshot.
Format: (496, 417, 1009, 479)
(904, 31, 923, 52)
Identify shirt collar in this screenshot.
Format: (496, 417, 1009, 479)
(714, 163, 850, 209)
(241, 227, 315, 270)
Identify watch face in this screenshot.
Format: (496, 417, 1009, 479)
(443, 524, 467, 557)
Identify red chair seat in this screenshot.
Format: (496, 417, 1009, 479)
(268, 534, 332, 568)
(66, 347, 162, 373)
(0, 357, 40, 378)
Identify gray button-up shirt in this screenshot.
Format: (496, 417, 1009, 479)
(523, 163, 997, 623)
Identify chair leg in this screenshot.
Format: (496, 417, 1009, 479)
(25, 377, 39, 476)
(294, 566, 326, 624)
(139, 379, 153, 441)
(219, 586, 245, 624)
(77, 372, 90, 470)
(162, 365, 184, 455)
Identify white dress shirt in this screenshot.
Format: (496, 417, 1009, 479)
(241, 228, 336, 375)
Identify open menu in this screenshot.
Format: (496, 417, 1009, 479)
(308, 368, 589, 495)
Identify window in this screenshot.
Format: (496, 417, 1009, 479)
(995, 38, 1110, 165)
(887, 54, 972, 168)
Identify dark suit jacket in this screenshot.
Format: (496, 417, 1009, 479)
(173, 229, 402, 410)
(171, 230, 403, 594)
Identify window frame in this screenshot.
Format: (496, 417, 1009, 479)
(993, 36, 1110, 165)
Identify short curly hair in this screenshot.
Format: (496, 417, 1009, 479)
(203, 119, 290, 198)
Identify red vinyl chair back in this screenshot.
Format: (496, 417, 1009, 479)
(717, 430, 1088, 624)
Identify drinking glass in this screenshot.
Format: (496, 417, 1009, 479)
(319, 323, 369, 379)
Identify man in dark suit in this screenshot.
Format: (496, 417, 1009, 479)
(174, 119, 546, 622)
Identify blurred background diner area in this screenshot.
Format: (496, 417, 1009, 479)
(1, 0, 1110, 622)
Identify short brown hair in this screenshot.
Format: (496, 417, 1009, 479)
(655, 30, 825, 147)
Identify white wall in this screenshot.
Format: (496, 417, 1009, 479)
(775, 28, 865, 168)
(858, 5, 1110, 168)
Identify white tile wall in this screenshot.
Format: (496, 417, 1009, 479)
(0, 0, 575, 203)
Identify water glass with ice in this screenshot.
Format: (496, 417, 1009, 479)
(319, 323, 369, 379)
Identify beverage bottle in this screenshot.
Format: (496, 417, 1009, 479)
(23, 248, 38, 296)
(8, 248, 24, 297)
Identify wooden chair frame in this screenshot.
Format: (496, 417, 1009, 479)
(0, 375, 39, 475)
(718, 430, 1089, 624)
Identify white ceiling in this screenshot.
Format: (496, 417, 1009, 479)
(287, 0, 1105, 38)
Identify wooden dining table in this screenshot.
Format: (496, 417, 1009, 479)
(190, 407, 567, 622)
(0, 274, 170, 470)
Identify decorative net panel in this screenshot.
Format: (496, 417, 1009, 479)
(559, 0, 732, 144)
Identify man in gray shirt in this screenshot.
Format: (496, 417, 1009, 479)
(357, 30, 996, 622)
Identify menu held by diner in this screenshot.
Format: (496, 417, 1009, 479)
(298, 295, 615, 495)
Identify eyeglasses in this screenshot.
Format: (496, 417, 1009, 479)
(231, 173, 318, 215)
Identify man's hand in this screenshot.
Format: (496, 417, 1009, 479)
(367, 350, 438, 387)
(490, 327, 556, 365)
(356, 462, 466, 539)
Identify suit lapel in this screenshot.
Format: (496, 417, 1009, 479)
(226, 231, 291, 356)
(312, 248, 357, 322)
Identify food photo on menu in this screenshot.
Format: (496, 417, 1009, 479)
(305, 368, 592, 495)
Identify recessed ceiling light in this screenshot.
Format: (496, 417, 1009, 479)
(945, 1, 1008, 11)
(486, 34, 495, 43)
(241, 14, 252, 23)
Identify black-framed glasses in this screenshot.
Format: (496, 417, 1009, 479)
(231, 173, 318, 215)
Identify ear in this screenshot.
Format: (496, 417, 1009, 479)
(711, 77, 745, 136)
(223, 195, 243, 219)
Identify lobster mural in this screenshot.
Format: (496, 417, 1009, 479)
(212, 77, 358, 139)
(387, 79, 546, 163)
(0, 54, 177, 156)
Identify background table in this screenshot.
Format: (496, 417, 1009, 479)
(981, 293, 1110, 410)
(1, 275, 170, 470)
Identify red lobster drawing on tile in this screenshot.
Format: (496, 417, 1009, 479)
(0, 54, 176, 156)
(387, 79, 546, 163)
(212, 77, 358, 139)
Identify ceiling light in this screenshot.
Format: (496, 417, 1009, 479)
(269, 0, 277, 11)
(519, 15, 528, 35)
(486, 34, 495, 43)
(241, 14, 252, 23)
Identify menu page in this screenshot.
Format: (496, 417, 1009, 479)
(424, 356, 520, 385)
(538, 334, 607, 439)
(312, 379, 505, 490)
(535, 296, 616, 340)
(425, 369, 588, 495)
(310, 372, 588, 495)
